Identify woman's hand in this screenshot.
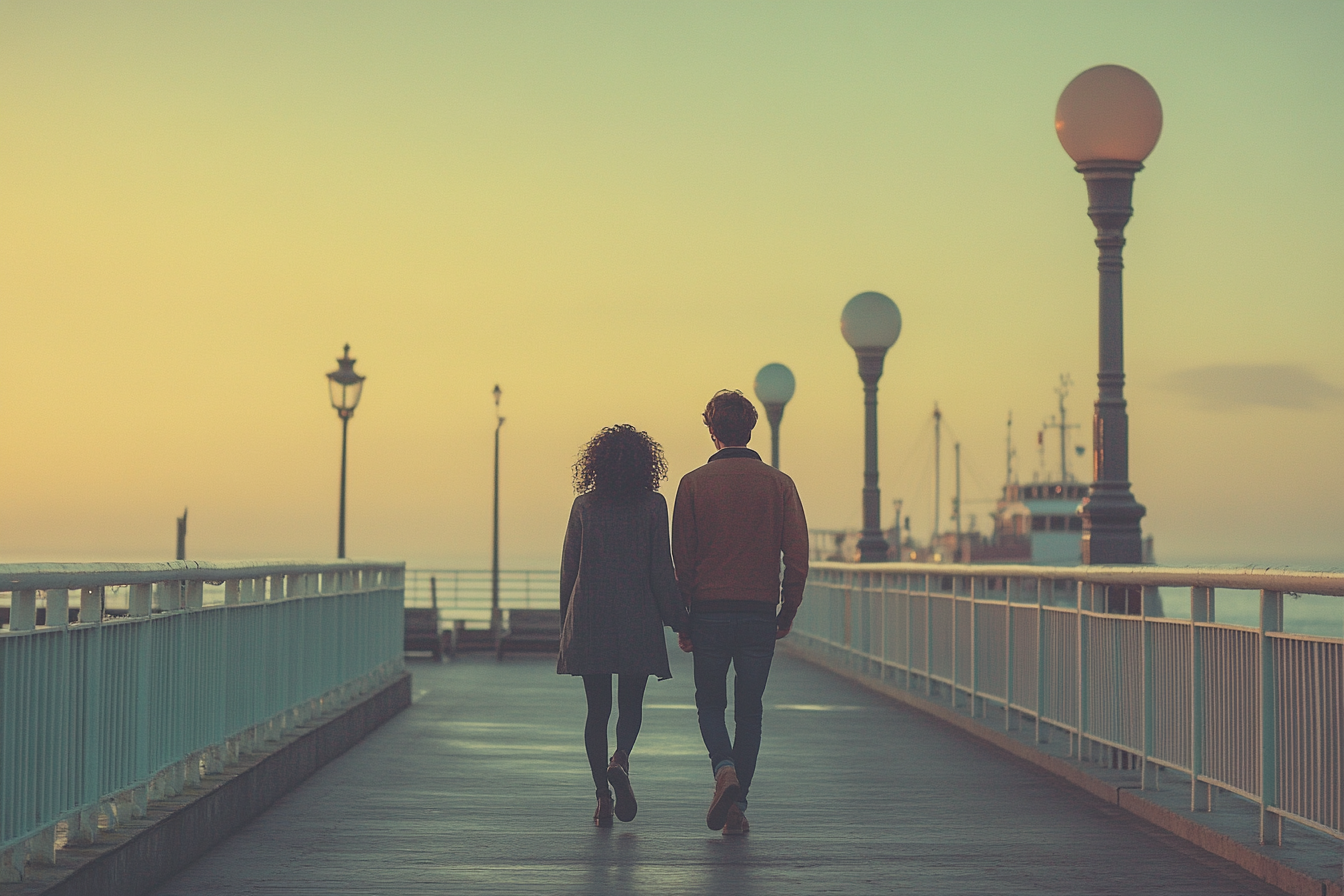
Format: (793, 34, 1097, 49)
(677, 632, 694, 653)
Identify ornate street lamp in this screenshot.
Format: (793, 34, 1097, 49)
(841, 291, 902, 562)
(1056, 64, 1162, 564)
(326, 344, 365, 559)
(490, 384, 505, 640)
(753, 363, 795, 469)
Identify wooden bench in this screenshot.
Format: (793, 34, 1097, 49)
(403, 576, 444, 661)
(404, 608, 443, 661)
(495, 609, 561, 660)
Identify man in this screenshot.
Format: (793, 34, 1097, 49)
(672, 389, 809, 836)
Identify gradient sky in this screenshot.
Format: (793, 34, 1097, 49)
(1, 2, 1341, 569)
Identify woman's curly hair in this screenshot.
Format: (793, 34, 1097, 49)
(572, 424, 667, 497)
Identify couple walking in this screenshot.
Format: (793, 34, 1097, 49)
(557, 389, 809, 834)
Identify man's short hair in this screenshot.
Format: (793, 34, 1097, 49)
(703, 390, 757, 446)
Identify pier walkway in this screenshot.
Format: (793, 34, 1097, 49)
(148, 643, 1284, 895)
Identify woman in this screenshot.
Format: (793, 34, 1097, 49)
(558, 424, 688, 827)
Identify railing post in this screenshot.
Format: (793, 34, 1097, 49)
(270, 574, 285, 601)
(70, 590, 103, 846)
(1142, 586, 1157, 789)
(1191, 586, 1213, 811)
(129, 584, 152, 618)
(878, 571, 888, 678)
(1005, 577, 1016, 732)
(924, 574, 933, 697)
(224, 580, 241, 606)
(186, 580, 204, 609)
(970, 577, 981, 718)
(903, 574, 913, 689)
(1077, 581, 1088, 762)
(78, 586, 103, 624)
(9, 590, 37, 631)
(951, 578, 959, 709)
(1035, 578, 1047, 744)
(44, 589, 70, 628)
(1259, 589, 1283, 845)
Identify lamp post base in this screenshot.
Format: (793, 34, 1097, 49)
(1080, 490, 1146, 564)
(857, 534, 890, 563)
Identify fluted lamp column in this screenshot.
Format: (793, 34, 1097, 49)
(753, 363, 796, 469)
(1055, 64, 1162, 564)
(841, 292, 902, 562)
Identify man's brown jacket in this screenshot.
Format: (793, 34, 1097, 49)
(671, 447, 809, 630)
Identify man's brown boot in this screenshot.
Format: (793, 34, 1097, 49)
(706, 765, 741, 830)
(723, 804, 749, 836)
(607, 751, 637, 822)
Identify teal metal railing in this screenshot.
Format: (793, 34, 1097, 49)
(0, 560, 404, 881)
(792, 562, 1344, 848)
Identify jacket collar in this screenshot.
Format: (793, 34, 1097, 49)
(709, 447, 761, 462)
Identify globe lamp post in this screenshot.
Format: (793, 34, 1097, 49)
(326, 344, 365, 559)
(841, 292, 901, 562)
(1056, 64, 1161, 565)
(753, 363, 795, 469)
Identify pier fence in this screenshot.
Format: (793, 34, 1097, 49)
(0, 560, 404, 881)
(791, 561, 1344, 847)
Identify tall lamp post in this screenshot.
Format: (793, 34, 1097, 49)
(1056, 64, 1162, 564)
(326, 344, 365, 559)
(490, 384, 505, 639)
(841, 291, 902, 562)
(753, 363, 795, 469)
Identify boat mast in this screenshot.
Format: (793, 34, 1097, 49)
(1005, 411, 1015, 487)
(953, 442, 962, 561)
(932, 403, 942, 546)
(1042, 373, 1079, 483)
(1057, 374, 1071, 482)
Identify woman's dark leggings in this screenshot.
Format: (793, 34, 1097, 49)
(582, 674, 648, 795)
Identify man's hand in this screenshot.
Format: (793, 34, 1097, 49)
(678, 632, 694, 653)
(775, 625, 790, 640)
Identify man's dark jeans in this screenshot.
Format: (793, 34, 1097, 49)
(691, 610, 777, 807)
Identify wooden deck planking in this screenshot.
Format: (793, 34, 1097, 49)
(150, 640, 1286, 895)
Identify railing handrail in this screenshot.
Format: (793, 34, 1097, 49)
(0, 559, 404, 592)
(812, 560, 1344, 596)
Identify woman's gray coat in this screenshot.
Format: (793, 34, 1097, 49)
(557, 490, 688, 679)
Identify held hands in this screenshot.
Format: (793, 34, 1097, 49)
(677, 632, 694, 653)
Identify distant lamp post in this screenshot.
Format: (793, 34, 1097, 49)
(326, 344, 365, 559)
(490, 385, 505, 640)
(753, 363, 796, 469)
(841, 291, 902, 562)
(1056, 64, 1161, 564)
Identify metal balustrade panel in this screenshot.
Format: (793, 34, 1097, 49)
(855, 581, 877, 659)
(1040, 608, 1078, 729)
(885, 590, 909, 668)
(1150, 618, 1192, 770)
(955, 599, 972, 688)
(1274, 636, 1342, 833)
(928, 596, 954, 681)
(1200, 625, 1261, 798)
(1011, 605, 1039, 713)
(781, 561, 1344, 842)
(1083, 615, 1144, 752)
(975, 601, 1008, 703)
(909, 593, 928, 674)
(0, 562, 403, 857)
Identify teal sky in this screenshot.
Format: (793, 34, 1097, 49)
(1, 2, 1341, 568)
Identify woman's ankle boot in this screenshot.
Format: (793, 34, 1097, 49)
(607, 750, 637, 822)
(594, 791, 614, 827)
